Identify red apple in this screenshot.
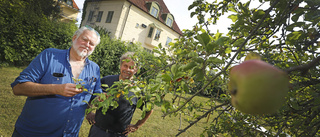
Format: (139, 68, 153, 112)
(228, 60, 289, 115)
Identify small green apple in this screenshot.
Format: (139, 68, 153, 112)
(228, 59, 289, 115)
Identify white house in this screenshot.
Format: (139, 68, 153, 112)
(81, 0, 183, 51)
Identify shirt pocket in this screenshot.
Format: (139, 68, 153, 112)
(41, 72, 66, 84)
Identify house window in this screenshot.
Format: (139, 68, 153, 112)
(165, 37, 172, 46)
(144, 47, 153, 53)
(106, 11, 114, 23)
(96, 11, 103, 22)
(87, 11, 94, 22)
(148, 27, 154, 38)
(154, 29, 161, 40)
(166, 17, 173, 27)
(66, 0, 73, 6)
(150, 6, 158, 17)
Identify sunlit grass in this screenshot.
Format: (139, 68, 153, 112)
(80, 95, 217, 137)
(80, 93, 219, 136)
(0, 66, 219, 137)
(0, 66, 26, 136)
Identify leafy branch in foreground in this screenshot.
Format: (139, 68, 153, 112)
(124, 0, 320, 136)
(84, 0, 320, 136)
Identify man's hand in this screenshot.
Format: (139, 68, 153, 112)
(57, 83, 83, 97)
(123, 124, 138, 135)
(86, 111, 96, 125)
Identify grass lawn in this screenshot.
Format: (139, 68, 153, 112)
(1, 66, 217, 137)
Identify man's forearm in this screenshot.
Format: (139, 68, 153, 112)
(12, 82, 60, 97)
(135, 109, 153, 128)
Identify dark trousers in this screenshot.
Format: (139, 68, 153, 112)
(88, 125, 127, 137)
(12, 128, 23, 137)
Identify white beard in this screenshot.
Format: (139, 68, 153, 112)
(73, 45, 93, 58)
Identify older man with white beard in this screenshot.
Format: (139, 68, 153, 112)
(11, 26, 103, 137)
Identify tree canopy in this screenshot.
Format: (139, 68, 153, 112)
(91, 0, 320, 136)
(2, 0, 319, 136)
(0, 0, 77, 66)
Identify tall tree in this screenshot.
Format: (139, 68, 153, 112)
(88, 0, 320, 136)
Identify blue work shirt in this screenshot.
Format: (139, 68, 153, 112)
(11, 48, 102, 137)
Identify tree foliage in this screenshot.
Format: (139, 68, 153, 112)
(89, 34, 137, 76)
(88, 25, 157, 77)
(92, 0, 319, 136)
(0, 0, 77, 66)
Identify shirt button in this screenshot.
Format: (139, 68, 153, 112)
(70, 109, 73, 111)
(67, 120, 70, 122)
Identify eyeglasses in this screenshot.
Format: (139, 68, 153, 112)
(85, 25, 100, 37)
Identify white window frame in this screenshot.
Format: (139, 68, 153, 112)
(151, 6, 158, 17)
(154, 29, 161, 40)
(165, 37, 172, 46)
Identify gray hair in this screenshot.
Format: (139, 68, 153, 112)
(73, 25, 101, 46)
(120, 52, 140, 67)
(120, 52, 135, 63)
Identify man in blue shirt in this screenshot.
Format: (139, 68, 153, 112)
(11, 26, 103, 137)
(86, 52, 153, 137)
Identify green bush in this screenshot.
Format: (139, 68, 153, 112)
(0, 0, 77, 66)
(89, 34, 141, 77)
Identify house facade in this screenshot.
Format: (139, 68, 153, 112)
(81, 0, 182, 51)
(56, 0, 80, 22)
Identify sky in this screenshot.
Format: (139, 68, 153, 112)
(73, 0, 232, 33)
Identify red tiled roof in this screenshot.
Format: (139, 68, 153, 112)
(127, 0, 182, 35)
(73, 0, 80, 10)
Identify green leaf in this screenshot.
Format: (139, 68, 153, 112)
(215, 36, 230, 46)
(286, 22, 305, 31)
(129, 86, 141, 94)
(193, 57, 204, 63)
(161, 73, 172, 82)
(206, 42, 217, 53)
(171, 64, 178, 75)
(207, 57, 224, 64)
(190, 12, 197, 18)
(188, 51, 198, 58)
(228, 14, 238, 22)
(82, 100, 89, 104)
(182, 82, 189, 92)
(228, 5, 236, 13)
(76, 84, 82, 89)
(188, 4, 196, 10)
(146, 102, 153, 111)
(291, 8, 304, 22)
(287, 31, 302, 41)
(101, 84, 109, 88)
(233, 38, 246, 47)
(225, 48, 232, 54)
(161, 100, 171, 113)
(137, 98, 143, 108)
(173, 72, 184, 81)
(252, 9, 265, 21)
(192, 67, 204, 81)
(180, 61, 198, 71)
(196, 32, 211, 47)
